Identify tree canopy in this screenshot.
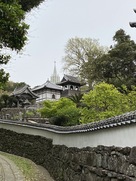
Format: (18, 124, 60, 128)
(80, 82, 136, 124)
(63, 30, 136, 90)
(39, 98, 80, 126)
(0, 1, 29, 51)
(0, 0, 45, 88)
(62, 37, 107, 88)
(89, 29, 136, 90)
(38, 82, 136, 126)
(1, 0, 44, 12)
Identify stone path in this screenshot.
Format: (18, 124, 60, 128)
(0, 154, 25, 181)
(0, 154, 55, 181)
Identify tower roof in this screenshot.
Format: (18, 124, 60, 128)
(57, 74, 84, 86)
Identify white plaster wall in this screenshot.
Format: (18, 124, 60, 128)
(0, 122, 136, 148)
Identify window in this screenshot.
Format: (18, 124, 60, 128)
(70, 85, 73, 90)
(75, 86, 79, 90)
(52, 94, 55, 99)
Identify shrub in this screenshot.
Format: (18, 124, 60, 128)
(39, 98, 80, 126)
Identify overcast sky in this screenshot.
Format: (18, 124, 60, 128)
(5, 0, 136, 87)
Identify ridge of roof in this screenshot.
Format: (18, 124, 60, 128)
(32, 80, 62, 91)
(64, 74, 80, 83)
(11, 85, 39, 98)
(57, 74, 85, 86)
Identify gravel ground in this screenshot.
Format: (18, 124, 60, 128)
(0, 152, 55, 181)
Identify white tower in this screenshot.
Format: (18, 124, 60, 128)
(50, 61, 60, 84)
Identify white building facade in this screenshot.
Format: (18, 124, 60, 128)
(32, 80, 62, 103)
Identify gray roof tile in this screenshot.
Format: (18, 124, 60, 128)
(32, 80, 62, 91)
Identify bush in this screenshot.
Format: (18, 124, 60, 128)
(80, 82, 136, 123)
(39, 98, 80, 126)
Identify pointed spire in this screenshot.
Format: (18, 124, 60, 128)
(53, 61, 57, 75)
(50, 61, 60, 84)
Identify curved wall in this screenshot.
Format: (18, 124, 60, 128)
(0, 120, 136, 148)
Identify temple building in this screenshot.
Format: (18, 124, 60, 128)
(11, 63, 85, 104)
(32, 62, 62, 103)
(11, 85, 39, 107)
(57, 74, 85, 97)
(32, 80, 62, 103)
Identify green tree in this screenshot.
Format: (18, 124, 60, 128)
(69, 93, 83, 108)
(39, 100, 57, 118)
(62, 37, 107, 88)
(91, 29, 136, 90)
(19, 0, 44, 12)
(0, 94, 18, 110)
(80, 82, 130, 124)
(39, 98, 80, 126)
(127, 86, 136, 111)
(3, 81, 27, 93)
(0, 1, 29, 50)
(0, 0, 44, 88)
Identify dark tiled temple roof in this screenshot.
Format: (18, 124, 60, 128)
(11, 85, 39, 99)
(32, 80, 62, 91)
(57, 74, 85, 86)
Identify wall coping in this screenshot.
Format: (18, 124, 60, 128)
(0, 110, 136, 134)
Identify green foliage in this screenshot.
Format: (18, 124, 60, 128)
(69, 93, 83, 108)
(0, 81, 28, 110)
(0, 69, 9, 89)
(0, 94, 18, 110)
(39, 100, 57, 118)
(80, 82, 136, 124)
(26, 109, 40, 118)
(56, 103, 80, 126)
(90, 29, 136, 90)
(63, 37, 107, 88)
(127, 87, 136, 111)
(0, 0, 44, 88)
(39, 83, 136, 125)
(0, 1, 29, 51)
(0, 1, 27, 88)
(19, 0, 44, 12)
(3, 81, 27, 93)
(63, 30, 136, 90)
(39, 98, 80, 126)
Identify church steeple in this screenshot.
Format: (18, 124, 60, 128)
(50, 61, 60, 84)
(53, 61, 57, 75)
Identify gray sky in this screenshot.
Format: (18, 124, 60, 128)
(5, 0, 136, 87)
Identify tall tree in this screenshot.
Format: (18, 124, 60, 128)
(19, 0, 44, 12)
(62, 37, 107, 88)
(0, 0, 45, 88)
(3, 81, 27, 93)
(80, 82, 136, 124)
(91, 29, 136, 90)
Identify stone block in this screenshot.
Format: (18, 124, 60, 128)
(86, 152, 97, 166)
(129, 147, 136, 165)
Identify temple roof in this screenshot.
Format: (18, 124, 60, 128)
(11, 85, 39, 99)
(32, 80, 62, 92)
(57, 74, 85, 86)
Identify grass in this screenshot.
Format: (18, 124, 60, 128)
(0, 151, 40, 181)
